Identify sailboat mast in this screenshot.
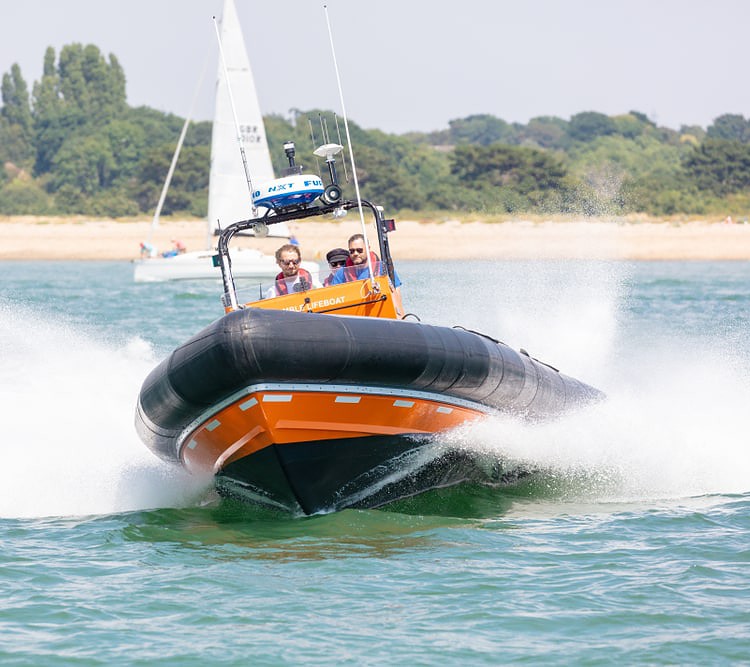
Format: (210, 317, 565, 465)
(150, 115, 190, 236)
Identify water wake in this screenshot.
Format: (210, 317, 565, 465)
(0, 303, 210, 519)
(447, 336, 750, 503)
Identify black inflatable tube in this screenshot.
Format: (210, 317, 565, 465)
(136, 308, 603, 463)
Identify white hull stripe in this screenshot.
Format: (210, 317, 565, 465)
(262, 394, 293, 403)
(239, 397, 258, 411)
(335, 396, 362, 404)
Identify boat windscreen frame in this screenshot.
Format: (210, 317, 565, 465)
(216, 199, 396, 310)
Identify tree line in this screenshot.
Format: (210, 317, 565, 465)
(2, 43, 749, 219)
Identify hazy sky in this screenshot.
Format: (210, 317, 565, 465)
(1, 0, 747, 134)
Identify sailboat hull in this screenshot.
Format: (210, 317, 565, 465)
(135, 307, 603, 514)
(133, 250, 318, 283)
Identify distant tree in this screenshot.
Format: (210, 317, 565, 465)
(0, 63, 35, 167)
(31, 47, 64, 173)
(628, 110, 655, 127)
(353, 144, 427, 210)
(32, 44, 127, 175)
(449, 143, 570, 211)
(707, 113, 750, 144)
(679, 125, 706, 143)
(612, 113, 648, 139)
(451, 144, 567, 191)
(445, 114, 520, 146)
(0, 118, 35, 168)
(0, 178, 54, 214)
(568, 111, 617, 142)
(132, 144, 210, 216)
(100, 119, 147, 184)
(683, 138, 750, 194)
(49, 134, 116, 195)
(56, 43, 126, 123)
(521, 116, 569, 149)
(1, 64, 33, 135)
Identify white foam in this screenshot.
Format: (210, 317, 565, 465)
(0, 304, 211, 519)
(449, 334, 750, 502)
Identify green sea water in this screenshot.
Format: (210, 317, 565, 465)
(1, 259, 749, 665)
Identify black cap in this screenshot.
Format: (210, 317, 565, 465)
(326, 248, 349, 263)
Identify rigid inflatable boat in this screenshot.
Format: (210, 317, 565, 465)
(135, 140, 604, 515)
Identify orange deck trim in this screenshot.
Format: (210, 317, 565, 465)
(240, 275, 398, 319)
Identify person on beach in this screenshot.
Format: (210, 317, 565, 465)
(323, 247, 349, 286)
(265, 243, 320, 298)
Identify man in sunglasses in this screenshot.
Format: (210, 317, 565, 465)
(265, 243, 320, 298)
(323, 247, 349, 287)
(328, 233, 404, 316)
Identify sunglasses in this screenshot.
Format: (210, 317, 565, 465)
(329, 260, 347, 268)
(279, 258, 300, 266)
(349, 247, 365, 254)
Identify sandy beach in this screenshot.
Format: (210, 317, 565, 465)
(1, 216, 749, 261)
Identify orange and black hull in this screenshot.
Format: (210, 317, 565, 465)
(135, 307, 602, 514)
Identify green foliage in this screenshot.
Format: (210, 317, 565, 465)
(132, 144, 210, 217)
(422, 114, 523, 147)
(2, 64, 33, 135)
(449, 143, 571, 212)
(0, 178, 54, 214)
(32, 44, 127, 176)
(0, 117, 36, 168)
(568, 111, 617, 142)
(1, 64, 35, 168)
(0, 42, 748, 218)
(612, 113, 648, 139)
(683, 138, 750, 195)
(55, 44, 126, 124)
(521, 116, 570, 149)
(707, 114, 750, 144)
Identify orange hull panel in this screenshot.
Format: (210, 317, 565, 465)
(180, 388, 487, 476)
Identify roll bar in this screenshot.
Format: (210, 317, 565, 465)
(216, 199, 396, 310)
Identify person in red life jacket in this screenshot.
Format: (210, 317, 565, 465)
(265, 243, 321, 298)
(329, 233, 404, 316)
(323, 247, 349, 286)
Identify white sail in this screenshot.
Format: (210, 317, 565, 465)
(208, 0, 288, 236)
(133, 0, 305, 282)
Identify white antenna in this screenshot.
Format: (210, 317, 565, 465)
(212, 14, 257, 218)
(323, 5, 376, 284)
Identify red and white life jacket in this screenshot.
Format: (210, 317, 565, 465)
(273, 268, 313, 295)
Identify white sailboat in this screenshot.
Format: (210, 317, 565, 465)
(133, 0, 316, 283)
